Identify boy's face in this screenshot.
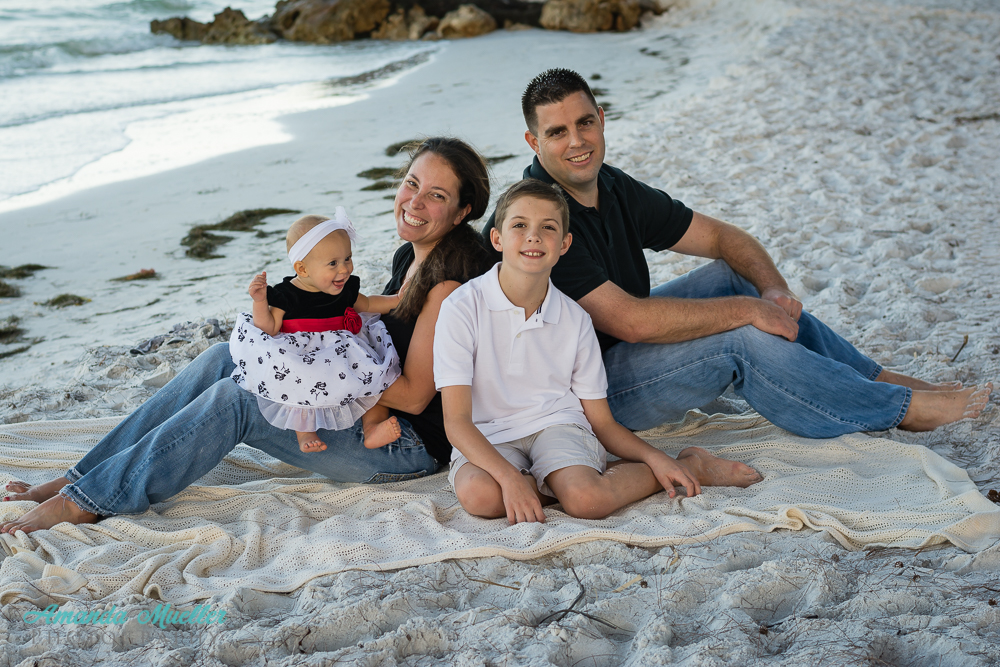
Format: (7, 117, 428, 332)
(490, 196, 571, 276)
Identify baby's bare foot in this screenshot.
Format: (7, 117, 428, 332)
(676, 447, 763, 488)
(876, 369, 962, 392)
(3, 476, 71, 503)
(0, 494, 98, 534)
(364, 416, 402, 449)
(899, 383, 993, 432)
(296, 431, 327, 453)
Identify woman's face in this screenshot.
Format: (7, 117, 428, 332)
(394, 152, 472, 248)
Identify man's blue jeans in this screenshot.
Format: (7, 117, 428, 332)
(604, 260, 910, 438)
(60, 343, 440, 516)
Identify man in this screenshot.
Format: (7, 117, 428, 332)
(482, 68, 991, 438)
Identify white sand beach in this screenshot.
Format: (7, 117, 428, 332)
(1, 0, 999, 664)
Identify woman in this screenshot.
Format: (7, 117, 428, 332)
(0, 137, 494, 533)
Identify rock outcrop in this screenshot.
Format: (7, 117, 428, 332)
(203, 8, 278, 44)
(150, 17, 208, 41)
(438, 4, 497, 39)
(372, 5, 439, 40)
(540, 0, 641, 33)
(270, 0, 391, 43)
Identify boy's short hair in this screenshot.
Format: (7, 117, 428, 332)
(521, 68, 599, 135)
(494, 179, 570, 236)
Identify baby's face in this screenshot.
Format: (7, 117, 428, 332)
(296, 230, 353, 294)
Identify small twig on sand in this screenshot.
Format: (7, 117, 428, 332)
(951, 334, 969, 363)
(536, 568, 619, 630)
(612, 575, 643, 593)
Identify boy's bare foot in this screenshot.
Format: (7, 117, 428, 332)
(876, 369, 962, 392)
(0, 495, 98, 534)
(676, 447, 763, 488)
(296, 431, 327, 453)
(3, 476, 71, 503)
(898, 383, 992, 432)
(363, 416, 402, 449)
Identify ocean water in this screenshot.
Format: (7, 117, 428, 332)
(0, 0, 437, 211)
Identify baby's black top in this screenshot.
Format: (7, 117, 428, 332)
(267, 275, 360, 320)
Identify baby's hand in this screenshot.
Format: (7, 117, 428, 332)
(248, 272, 268, 302)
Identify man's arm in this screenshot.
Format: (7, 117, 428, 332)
(577, 212, 800, 344)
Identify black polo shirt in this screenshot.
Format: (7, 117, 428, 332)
(481, 157, 693, 350)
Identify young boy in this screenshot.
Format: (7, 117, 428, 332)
(433, 179, 761, 525)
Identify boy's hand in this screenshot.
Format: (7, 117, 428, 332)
(249, 272, 268, 302)
(647, 452, 701, 499)
(500, 474, 547, 525)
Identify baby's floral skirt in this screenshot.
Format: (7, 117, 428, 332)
(229, 312, 400, 432)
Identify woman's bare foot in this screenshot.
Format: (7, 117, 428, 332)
(2, 476, 71, 503)
(876, 369, 962, 392)
(676, 447, 763, 488)
(363, 416, 401, 449)
(296, 431, 327, 453)
(0, 494, 98, 534)
(899, 383, 993, 431)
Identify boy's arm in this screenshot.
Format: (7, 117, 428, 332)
(249, 272, 283, 335)
(580, 398, 701, 498)
(441, 385, 547, 524)
(354, 293, 399, 315)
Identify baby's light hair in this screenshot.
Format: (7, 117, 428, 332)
(285, 214, 331, 253)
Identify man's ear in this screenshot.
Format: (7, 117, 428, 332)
(598, 105, 605, 129)
(489, 226, 503, 252)
(559, 232, 573, 256)
(524, 129, 540, 155)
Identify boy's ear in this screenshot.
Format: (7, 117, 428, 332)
(559, 232, 573, 256)
(489, 226, 503, 252)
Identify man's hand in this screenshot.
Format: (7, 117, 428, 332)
(248, 272, 268, 302)
(760, 286, 802, 321)
(646, 452, 701, 499)
(748, 298, 799, 342)
(499, 473, 547, 525)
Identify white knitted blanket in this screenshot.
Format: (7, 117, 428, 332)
(1, 412, 997, 606)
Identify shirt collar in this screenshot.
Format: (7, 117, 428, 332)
(483, 262, 561, 324)
(526, 156, 614, 212)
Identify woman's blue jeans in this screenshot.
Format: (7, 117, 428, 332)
(605, 260, 911, 438)
(61, 343, 440, 516)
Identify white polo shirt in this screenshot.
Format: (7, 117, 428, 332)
(434, 263, 608, 445)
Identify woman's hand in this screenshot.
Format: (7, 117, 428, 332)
(249, 272, 268, 302)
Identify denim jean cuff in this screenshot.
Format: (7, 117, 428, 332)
(60, 484, 111, 517)
(889, 387, 913, 429)
(64, 467, 83, 484)
(867, 362, 884, 382)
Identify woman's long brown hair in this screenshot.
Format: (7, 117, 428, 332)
(393, 138, 493, 322)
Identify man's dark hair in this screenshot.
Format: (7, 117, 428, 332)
(494, 179, 570, 236)
(521, 68, 599, 135)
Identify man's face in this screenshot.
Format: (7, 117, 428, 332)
(525, 91, 606, 195)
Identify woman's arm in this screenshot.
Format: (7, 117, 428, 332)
(377, 280, 461, 414)
(354, 293, 400, 315)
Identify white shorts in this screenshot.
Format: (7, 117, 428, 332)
(448, 423, 607, 498)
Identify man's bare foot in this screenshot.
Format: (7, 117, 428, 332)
(899, 383, 993, 432)
(363, 416, 401, 449)
(2, 476, 71, 503)
(676, 447, 763, 488)
(296, 431, 327, 453)
(0, 494, 98, 534)
(876, 369, 962, 392)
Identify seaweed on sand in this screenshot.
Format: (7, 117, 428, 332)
(357, 167, 399, 180)
(0, 316, 24, 344)
(0, 264, 48, 279)
(112, 268, 158, 282)
(361, 181, 397, 191)
(38, 294, 90, 308)
(385, 139, 421, 157)
(182, 208, 300, 259)
(0, 280, 21, 298)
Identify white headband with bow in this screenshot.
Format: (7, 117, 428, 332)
(287, 206, 358, 267)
